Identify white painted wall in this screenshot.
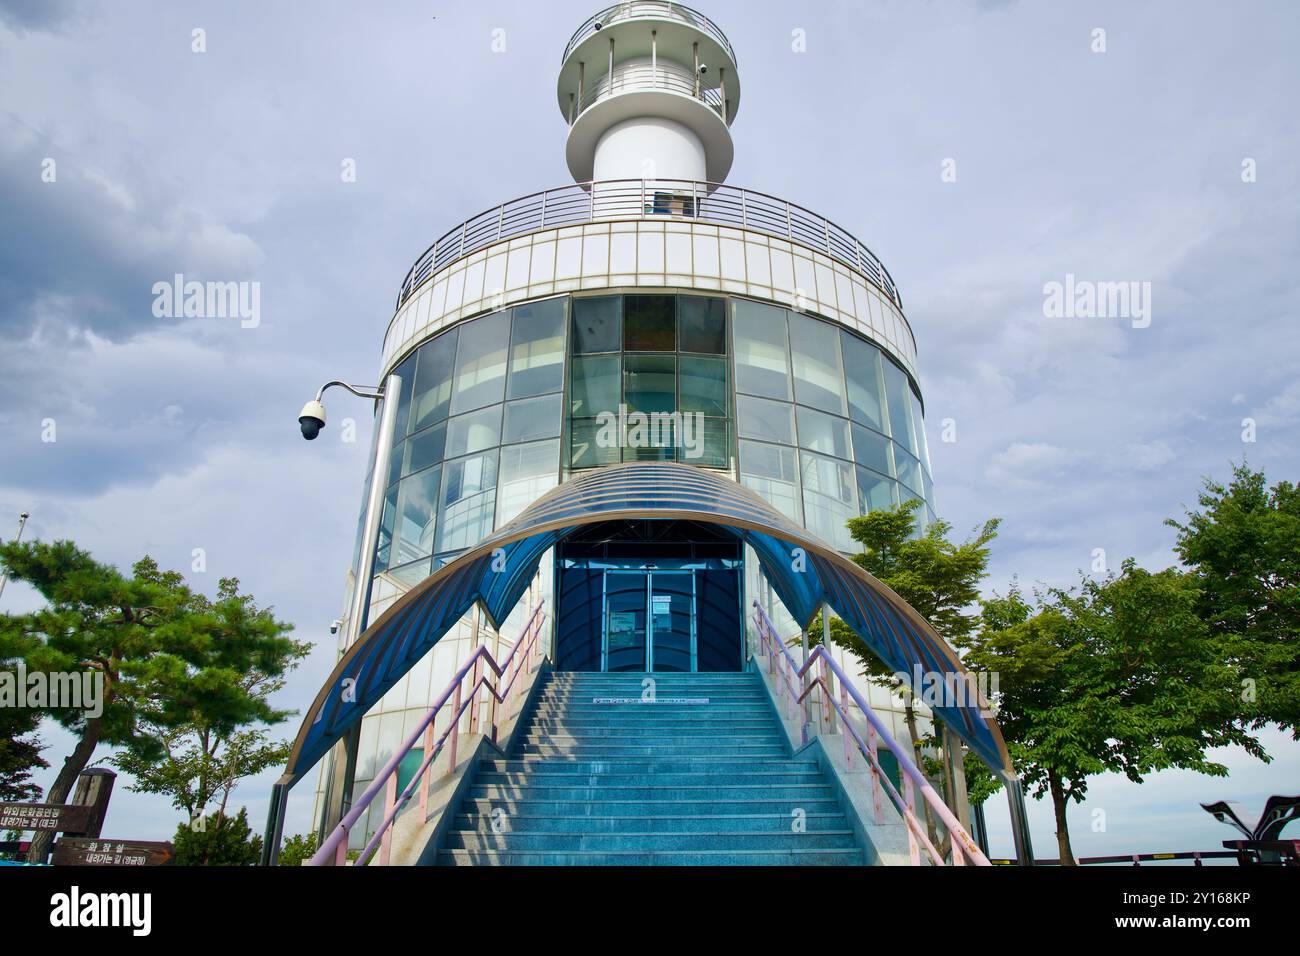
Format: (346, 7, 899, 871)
(593, 115, 707, 182)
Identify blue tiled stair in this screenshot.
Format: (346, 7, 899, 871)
(436, 670, 865, 865)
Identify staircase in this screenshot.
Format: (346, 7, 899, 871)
(436, 670, 865, 865)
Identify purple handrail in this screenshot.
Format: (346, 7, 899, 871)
(309, 600, 548, 867)
(751, 601, 990, 866)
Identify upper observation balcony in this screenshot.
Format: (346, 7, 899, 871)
(393, 178, 902, 312)
(557, 3, 741, 183)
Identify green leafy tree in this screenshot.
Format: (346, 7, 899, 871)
(964, 564, 1264, 864)
(1167, 463, 1300, 735)
(0, 540, 298, 863)
(172, 807, 262, 866)
(0, 705, 46, 802)
(278, 830, 319, 867)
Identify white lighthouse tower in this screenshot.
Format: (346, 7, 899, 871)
(557, 4, 739, 196)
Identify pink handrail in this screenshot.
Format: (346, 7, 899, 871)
(309, 599, 548, 867)
(751, 601, 990, 867)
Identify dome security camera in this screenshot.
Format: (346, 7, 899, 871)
(593, 21, 602, 30)
(698, 63, 709, 75)
(298, 399, 326, 440)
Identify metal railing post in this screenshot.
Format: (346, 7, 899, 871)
(378, 773, 397, 865)
(446, 681, 461, 774)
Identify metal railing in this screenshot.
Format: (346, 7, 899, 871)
(571, 63, 725, 123)
(394, 179, 902, 312)
(752, 600, 990, 867)
(309, 600, 548, 867)
(562, 2, 737, 67)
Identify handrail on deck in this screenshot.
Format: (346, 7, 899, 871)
(562, 2, 737, 67)
(309, 600, 548, 867)
(751, 600, 990, 867)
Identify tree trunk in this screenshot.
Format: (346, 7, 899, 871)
(26, 717, 102, 863)
(1048, 774, 1076, 866)
(902, 693, 940, 848)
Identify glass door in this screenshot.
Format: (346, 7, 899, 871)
(601, 569, 697, 672)
(647, 571, 695, 672)
(603, 572, 648, 671)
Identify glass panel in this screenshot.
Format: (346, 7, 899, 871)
(856, 466, 897, 515)
(391, 466, 442, 567)
(374, 483, 398, 570)
(882, 358, 918, 456)
(649, 572, 693, 672)
(408, 331, 457, 435)
(450, 311, 510, 415)
(503, 394, 562, 444)
(796, 406, 851, 459)
(624, 415, 675, 462)
(605, 573, 648, 671)
(679, 355, 728, 416)
(895, 449, 925, 500)
(681, 418, 731, 469)
(445, 404, 502, 458)
(841, 331, 888, 431)
(389, 558, 431, 588)
(850, 423, 893, 477)
(569, 354, 620, 417)
(507, 298, 566, 399)
(623, 294, 675, 350)
(404, 421, 448, 479)
(571, 295, 621, 353)
(739, 440, 802, 521)
(497, 439, 559, 526)
(800, 451, 857, 552)
(732, 299, 791, 400)
(736, 395, 795, 445)
(790, 313, 847, 415)
(678, 295, 726, 354)
(569, 418, 621, 469)
(911, 391, 932, 475)
(436, 451, 498, 552)
(389, 353, 418, 442)
(623, 354, 675, 414)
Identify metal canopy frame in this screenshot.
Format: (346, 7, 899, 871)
(281, 462, 1012, 786)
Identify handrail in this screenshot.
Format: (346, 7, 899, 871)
(751, 600, 990, 867)
(562, 2, 737, 68)
(392, 178, 904, 315)
(573, 65, 726, 124)
(309, 599, 548, 866)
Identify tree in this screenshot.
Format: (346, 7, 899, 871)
(278, 831, 319, 867)
(964, 563, 1265, 864)
(0, 540, 298, 863)
(813, 497, 999, 845)
(1167, 463, 1300, 736)
(172, 807, 262, 866)
(0, 703, 46, 802)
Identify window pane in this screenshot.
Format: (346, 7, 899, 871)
(796, 406, 851, 459)
(504, 394, 562, 444)
(570, 354, 620, 417)
(739, 440, 801, 521)
(392, 466, 442, 567)
(623, 354, 675, 414)
(571, 295, 621, 353)
(624, 417, 675, 462)
(737, 395, 795, 444)
(408, 330, 458, 434)
(404, 421, 447, 479)
(678, 295, 726, 353)
(800, 451, 856, 552)
(445, 404, 502, 458)
(624, 294, 675, 350)
(678, 418, 731, 469)
(850, 423, 893, 477)
(389, 353, 418, 441)
(374, 483, 398, 570)
(895, 449, 925, 499)
(679, 355, 728, 416)
(881, 358, 918, 456)
(790, 313, 847, 415)
(856, 466, 897, 515)
(497, 439, 559, 526)
(450, 311, 509, 415)
(437, 451, 498, 552)
(732, 299, 790, 400)
(507, 298, 566, 399)
(569, 418, 621, 469)
(911, 391, 932, 475)
(841, 331, 887, 431)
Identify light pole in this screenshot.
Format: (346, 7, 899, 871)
(262, 375, 400, 866)
(0, 511, 31, 605)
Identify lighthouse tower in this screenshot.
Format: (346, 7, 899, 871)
(557, 5, 739, 185)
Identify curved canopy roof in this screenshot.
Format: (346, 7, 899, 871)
(283, 462, 1011, 785)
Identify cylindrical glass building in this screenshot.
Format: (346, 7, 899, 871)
(311, 2, 941, 846)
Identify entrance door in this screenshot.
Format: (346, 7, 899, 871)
(602, 570, 696, 672)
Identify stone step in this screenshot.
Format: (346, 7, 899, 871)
(458, 797, 846, 816)
(438, 848, 865, 866)
(449, 812, 850, 834)
(467, 783, 836, 801)
(442, 830, 859, 852)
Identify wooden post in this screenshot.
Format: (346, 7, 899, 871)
(65, 768, 115, 838)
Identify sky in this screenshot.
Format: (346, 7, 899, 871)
(1, 0, 1297, 863)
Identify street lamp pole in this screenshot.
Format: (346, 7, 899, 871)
(0, 511, 31, 605)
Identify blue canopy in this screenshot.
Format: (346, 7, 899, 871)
(283, 462, 1011, 784)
